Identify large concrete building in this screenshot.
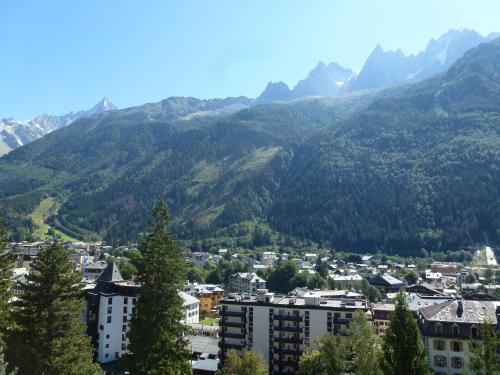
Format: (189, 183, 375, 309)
(219, 290, 369, 374)
(228, 272, 266, 295)
(418, 299, 499, 375)
(85, 263, 200, 364)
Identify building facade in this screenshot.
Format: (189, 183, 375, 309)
(418, 299, 499, 375)
(372, 303, 395, 335)
(219, 290, 369, 374)
(228, 272, 266, 295)
(85, 263, 200, 364)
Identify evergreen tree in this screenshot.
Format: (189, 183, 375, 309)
(0, 346, 16, 375)
(348, 310, 382, 375)
(0, 217, 13, 347)
(126, 200, 191, 375)
(381, 292, 430, 375)
(218, 349, 267, 375)
(298, 334, 348, 374)
(10, 241, 100, 375)
(468, 320, 500, 375)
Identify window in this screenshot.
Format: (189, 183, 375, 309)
(433, 340, 445, 351)
(122, 343, 126, 350)
(451, 357, 463, 368)
(452, 324, 459, 336)
(452, 341, 462, 352)
(471, 326, 478, 338)
(132, 298, 137, 305)
(435, 323, 443, 334)
(434, 355, 446, 367)
(122, 325, 127, 332)
(122, 334, 126, 341)
(105, 344, 109, 348)
(123, 306, 128, 314)
(105, 353, 109, 359)
(346, 313, 352, 319)
(124, 297, 128, 305)
(106, 334, 110, 339)
(99, 325, 104, 330)
(107, 306, 112, 314)
(107, 316, 112, 323)
(108, 297, 112, 305)
(123, 316, 128, 323)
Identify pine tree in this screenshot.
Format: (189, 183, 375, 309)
(0, 217, 13, 347)
(348, 309, 382, 375)
(10, 241, 100, 375)
(381, 292, 430, 375)
(126, 200, 191, 375)
(468, 320, 500, 375)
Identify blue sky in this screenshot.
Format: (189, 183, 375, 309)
(1, 0, 500, 119)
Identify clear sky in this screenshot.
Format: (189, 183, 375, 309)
(2, 0, 500, 119)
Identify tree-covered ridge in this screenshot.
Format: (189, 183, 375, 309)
(270, 39, 500, 255)
(0, 39, 499, 255)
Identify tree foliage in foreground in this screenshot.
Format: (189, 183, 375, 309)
(468, 320, 500, 375)
(125, 200, 191, 375)
(0, 217, 13, 348)
(218, 349, 267, 375)
(9, 241, 100, 375)
(381, 292, 430, 375)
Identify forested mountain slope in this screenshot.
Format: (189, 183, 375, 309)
(0, 39, 499, 255)
(0, 94, 368, 244)
(270, 39, 500, 255)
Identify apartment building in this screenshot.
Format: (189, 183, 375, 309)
(418, 299, 499, 375)
(228, 272, 266, 294)
(85, 263, 200, 364)
(372, 303, 395, 335)
(219, 290, 369, 374)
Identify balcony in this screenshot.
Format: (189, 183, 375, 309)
(273, 347, 302, 355)
(220, 310, 246, 317)
(334, 317, 351, 325)
(220, 320, 246, 328)
(218, 341, 245, 350)
(275, 359, 299, 368)
(273, 314, 303, 322)
(274, 326, 302, 333)
(274, 337, 303, 344)
(220, 332, 245, 339)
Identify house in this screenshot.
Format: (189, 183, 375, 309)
(361, 255, 374, 265)
(418, 299, 499, 375)
(185, 283, 225, 316)
(228, 272, 266, 295)
(372, 303, 395, 335)
(367, 274, 404, 293)
(218, 290, 370, 374)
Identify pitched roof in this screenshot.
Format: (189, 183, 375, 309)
(419, 299, 498, 324)
(96, 262, 123, 283)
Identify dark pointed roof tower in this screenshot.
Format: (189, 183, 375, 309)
(92, 262, 124, 294)
(97, 262, 124, 283)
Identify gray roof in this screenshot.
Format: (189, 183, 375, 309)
(96, 262, 123, 283)
(419, 300, 498, 324)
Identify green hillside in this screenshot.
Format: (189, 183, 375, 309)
(0, 40, 499, 255)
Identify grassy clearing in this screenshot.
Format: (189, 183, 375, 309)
(29, 198, 79, 242)
(199, 316, 220, 325)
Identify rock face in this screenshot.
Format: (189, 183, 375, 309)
(0, 97, 118, 155)
(257, 28, 499, 102)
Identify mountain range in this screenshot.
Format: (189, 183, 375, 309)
(0, 32, 499, 256)
(256, 28, 500, 103)
(0, 97, 117, 155)
(1, 29, 496, 156)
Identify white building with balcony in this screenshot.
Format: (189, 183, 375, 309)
(218, 290, 369, 374)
